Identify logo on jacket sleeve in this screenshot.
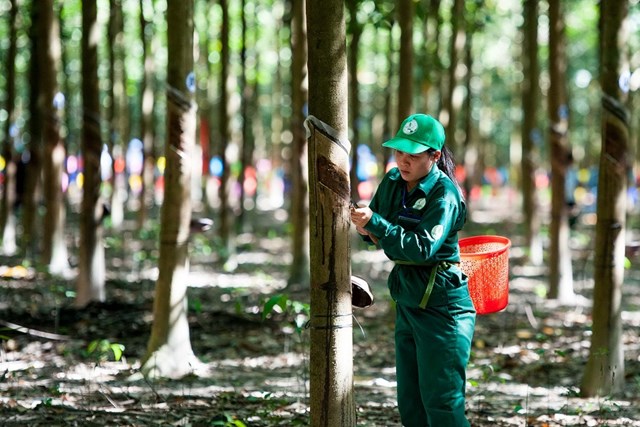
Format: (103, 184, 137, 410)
(431, 224, 444, 240)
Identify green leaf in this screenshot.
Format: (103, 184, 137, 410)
(110, 343, 125, 361)
(290, 301, 310, 316)
(87, 340, 99, 354)
(214, 412, 246, 427)
(293, 314, 307, 330)
(262, 294, 288, 320)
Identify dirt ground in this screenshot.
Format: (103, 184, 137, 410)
(1, 204, 640, 426)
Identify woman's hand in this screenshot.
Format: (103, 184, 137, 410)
(350, 206, 379, 244)
(350, 205, 372, 228)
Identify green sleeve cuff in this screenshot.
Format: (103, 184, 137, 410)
(364, 212, 389, 240)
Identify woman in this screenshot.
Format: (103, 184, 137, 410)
(350, 113, 476, 427)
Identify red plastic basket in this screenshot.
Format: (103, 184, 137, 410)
(459, 235, 511, 315)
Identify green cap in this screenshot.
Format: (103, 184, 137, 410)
(382, 114, 445, 154)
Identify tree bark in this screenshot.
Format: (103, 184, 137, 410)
(137, 0, 156, 229)
(40, 0, 69, 275)
(397, 0, 413, 123)
(581, 0, 629, 397)
(0, 0, 19, 256)
(443, 0, 465, 149)
(347, 0, 362, 201)
(306, 0, 354, 424)
(237, 0, 249, 232)
(520, 0, 543, 266)
(288, 0, 310, 289)
(305, 117, 355, 427)
(547, 0, 574, 301)
(460, 4, 481, 213)
(142, 0, 198, 379)
(107, 0, 128, 228)
(23, 0, 43, 261)
(77, 0, 105, 306)
(381, 24, 394, 168)
(421, 0, 443, 112)
(216, 0, 237, 270)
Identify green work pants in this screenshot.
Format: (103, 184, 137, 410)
(395, 284, 476, 427)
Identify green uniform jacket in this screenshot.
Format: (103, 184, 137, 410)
(363, 165, 468, 308)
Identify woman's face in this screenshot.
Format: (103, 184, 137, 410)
(394, 149, 440, 189)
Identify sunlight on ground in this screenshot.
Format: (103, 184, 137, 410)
(0, 265, 35, 280)
(622, 310, 640, 327)
(469, 381, 639, 426)
(187, 269, 286, 291)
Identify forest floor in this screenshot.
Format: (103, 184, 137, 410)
(1, 195, 640, 426)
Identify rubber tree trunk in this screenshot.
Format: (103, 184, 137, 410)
(237, 0, 249, 233)
(137, 0, 156, 229)
(421, 0, 443, 112)
(107, 0, 128, 228)
(217, 0, 237, 270)
(41, 0, 70, 276)
(347, 0, 362, 201)
(305, 0, 354, 422)
(77, 0, 105, 306)
(305, 117, 355, 427)
(547, 0, 574, 302)
(141, 0, 198, 379)
(1, 0, 18, 256)
(23, 0, 43, 261)
(520, 0, 543, 266)
(381, 27, 394, 168)
(397, 0, 413, 123)
(287, 0, 310, 289)
(443, 0, 464, 146)
(581, 0, 628, 397)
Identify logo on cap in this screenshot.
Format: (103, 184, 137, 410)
(402, 119, 419, 135)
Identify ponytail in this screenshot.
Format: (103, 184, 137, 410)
(434, 146, 464, 200)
